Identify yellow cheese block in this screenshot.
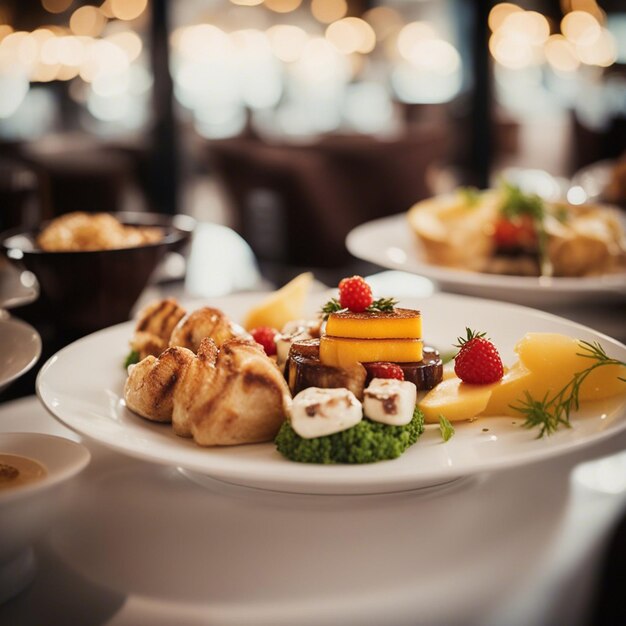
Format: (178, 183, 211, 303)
(325, 308, 422, 339)
(319, 336, 423, 368)
(419, 377, 496, 423)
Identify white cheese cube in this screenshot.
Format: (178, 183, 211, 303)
(363, 378, 417, 426)
(290, 387, 362, 439)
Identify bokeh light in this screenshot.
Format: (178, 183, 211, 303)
(267, 24, 307, 63)
(264, 0, 302, 14)
(42, 0, 74, 14)
(544, 34, 580, 71)
(562, 10, 601, 46)
(363, 6, 403, 42)
(109, 0, 148, 22)
(326, 17, 376, 55)
(489, 4, 523, 32)
(70, 6, 106, 37)
(311, 0, 347, 25)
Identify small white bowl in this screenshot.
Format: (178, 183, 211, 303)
(0, 313, 41, 393)
(0, 433, 90, 603)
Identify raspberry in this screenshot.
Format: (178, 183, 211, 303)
(251, 326, 278, 356)
(454, 328, 504, 385)
(364, 362, 405, 381)
(338, 276, 373, 312)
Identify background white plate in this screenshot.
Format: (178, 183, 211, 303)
(37, 292, 626, 495)
(346, 214, 626, 307)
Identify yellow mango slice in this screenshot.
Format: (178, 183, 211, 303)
(319, 337, 423, 368)
(419, 378, 496, 423)
(481, 363, 535, 417)
(243, 272, 313, 331)
(325, 309, 421, 339)
(515, 333, 626, 401)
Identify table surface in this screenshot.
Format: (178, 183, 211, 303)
(2, 272, 626, 626)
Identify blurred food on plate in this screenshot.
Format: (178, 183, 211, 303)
(407, 182, 626, 278)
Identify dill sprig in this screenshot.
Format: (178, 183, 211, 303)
(512, 340, 626, 438)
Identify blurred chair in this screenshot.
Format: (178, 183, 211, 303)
(0, 159, 43, 232)
(206, 126, 448, 268)
(19, 136, 139, 217)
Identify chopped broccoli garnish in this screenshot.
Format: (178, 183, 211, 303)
(124, 350, 140, 368)
(275, 407, 425, 464)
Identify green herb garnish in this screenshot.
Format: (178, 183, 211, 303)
(499, 181, 552, 276)
(512, 341, 626, 438)
(320, 298, 342, 319)
(366, 297, 398, 313)
(439, 414, 455, 442)
(320, 296, 398, 320)
(124, 350, 140, 368)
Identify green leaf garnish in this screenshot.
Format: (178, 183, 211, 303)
(319, 296, 397, 320)
(512, 340, 626, 438)
(454, 327, 487, 349)
(365, 297, 398, 313)
(439, 414, 455, 442)
(498, 181, 552, 276)
(124, 350, 140, 368)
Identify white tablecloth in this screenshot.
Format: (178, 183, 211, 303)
(1, 395, 625, 626)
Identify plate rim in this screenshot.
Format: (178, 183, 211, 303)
(346, 213, 626, 295)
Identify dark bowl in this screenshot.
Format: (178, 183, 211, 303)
(1, 212, 195, 334)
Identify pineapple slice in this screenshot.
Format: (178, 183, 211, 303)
(243, 272, 313, 331)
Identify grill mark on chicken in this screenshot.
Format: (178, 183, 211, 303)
(153, 372, 179, 408)
(159, 301, 182, 334)
(136, 300, 167, 332)
(242, 370, 275, 389)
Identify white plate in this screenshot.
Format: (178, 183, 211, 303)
(36, 292, 626, 495)
(346, 214, 626, 307)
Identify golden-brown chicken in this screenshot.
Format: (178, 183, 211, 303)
(172, 338, 291, 446)
(130, 298, 187, 360)
(169, 307, 250, 353)
(124, 346, 195, 422)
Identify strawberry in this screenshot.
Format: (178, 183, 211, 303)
(338, 275, 373, 312)
(365, 362, 405, 381)
(454, 328, 504, 385)
(250, 326, 278, 356)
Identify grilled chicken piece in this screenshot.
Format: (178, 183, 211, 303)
(172, 338, 291, 446)
(169, 307, 251, 353)
(131, 299, 187, 359)
(124, 346, 195, 422)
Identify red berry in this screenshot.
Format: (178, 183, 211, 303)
(493, 216, 537, 249)
(338, 276, 373, 312)
(251, 326, 278, 356)
(365, 362, 405, 381)
(454, 329, 504, 385)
